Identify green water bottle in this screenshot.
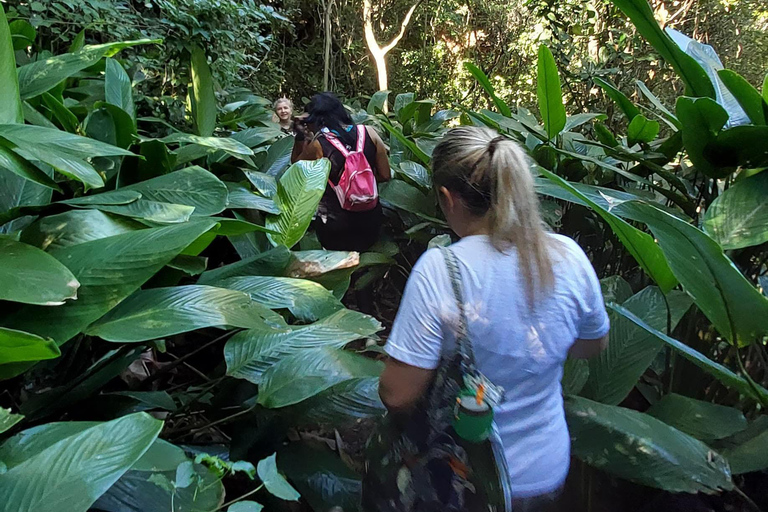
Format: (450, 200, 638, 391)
(453, 390, 494, 443)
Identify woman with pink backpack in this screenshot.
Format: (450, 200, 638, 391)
(291, 92, 391, 252)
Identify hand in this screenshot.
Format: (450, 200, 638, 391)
(293, 114, 313, 140)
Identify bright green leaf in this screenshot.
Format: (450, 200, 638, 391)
(464, 63, 512, 117)
(676, 96, 730, 179)
(0, 144, 59, 191)
(536, 45, 566, 139)
(121, 166, 228, 216)
(717, 69, 767, 125)
(229, 501, 264, 512)
(0, 327, 60, 366)
(0, 8, 23, 124)
(0, 237, 79, 305)
(20, 209, 143, 251)
(105, 58, 135, 122)
(627, 114, 660, 145)
(190, 45, 217, 137)
(0, 407, 23, 434)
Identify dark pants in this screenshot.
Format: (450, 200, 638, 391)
(511, 487, 563, 512)
(315, 201, 383, 253)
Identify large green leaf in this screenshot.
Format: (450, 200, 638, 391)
(607, 302, 768, 404)
(215, 276, 343, 322)
(566, 396, 732, 493)
(225, 182, 280, 214)
(718, 417, 768, 475)
(0, 237, 79, 305)
(0, 165, 53, 235)
(0, 124, 133, 189)
(0, 413, 163, 512)
(121, 166, 228, 216)
(398, 160, 431, 190)
(379, 179, 438, 219)
(717, 70, 767, 125)
(285, 376, 385, 427)
(367, 90, 390, 115)
(0, 327, 60, 366)
(626, 114, 660, 145)
(0, 144, 59, 191)
(225, 309, 382, 384)
(88, 200, 194, 224)
(593, 77, 641, 121)
(86, 285, 285, 342)
(707, 125, 768, 169)
(464, 63, 512, 117)
(536, 45, 566, 139)
(17, 39, 160, 100)
(0, 407, 23, 434)
(609, 0, 714, 98)
(266, 159, 330, 248)
(190, 45, 217, 137)
(197, 246, 291, 285)
(105, 58, 135, 122)
(0, 8, 21, 124)
(261, 135, 294, 177)
(20, 209, 143, 251)
(582, 287, 691, 405)
(702, 171, 768, 250)
(258, 347, 383, 408)
(257, 453, 301, 501)
(647, 393, 747, 441)
(676, 96, 730, 178)
(3, 220, 216, 347)
(539, 169, 676, 292)
(379, 120, 430, 166)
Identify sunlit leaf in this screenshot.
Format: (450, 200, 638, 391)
(536, 45, 566, 139)
(0, 237, 79, 305)
(190, 45, 217, 137)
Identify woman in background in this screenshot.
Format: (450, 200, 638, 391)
(291, 92, 390, 252)
(374, 127, 609, 511)
(273, 97, 294, 135)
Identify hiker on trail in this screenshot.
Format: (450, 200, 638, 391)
(273, 97, 294, 135)
(365, 127, 610, 512)
(291, 92, 391, 253)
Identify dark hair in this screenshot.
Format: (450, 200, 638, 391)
(306, 92, 355, 146)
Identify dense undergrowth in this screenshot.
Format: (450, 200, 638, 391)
(1, 0, 768, 511)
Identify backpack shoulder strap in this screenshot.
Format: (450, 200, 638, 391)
(356, 125, 366, 153)
(440, 247, 476, 367)
(320, 128, 350, 157)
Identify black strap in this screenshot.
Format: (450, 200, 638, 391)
(440, 248, 477, 371)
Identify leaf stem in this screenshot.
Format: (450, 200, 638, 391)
(212, 484, 264, 512)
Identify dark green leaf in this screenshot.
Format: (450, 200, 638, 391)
(702, 171, 768, 250)
(0, 9, 23, 124)
(89, 200, 194, 224)
(9, 20, 35, 51)
(398, 160, 431, 190)
(593, 78, 641, 121)
(562, 358, 589, 396)
(197, 246, 291, 285)
(105, 58, 135, 122)
(190, 45, 217, 137)
(718, 417, 768, 474)
(379, 179, 438, 219)
(367, 91, 390, 115)
(225, 182, 280, 214)
(122, 166, 229, 216)
(676, 96, 730, 178)
(566, 396, 732, 493)
(105, 391, 177, 412)
(464, 63, 512, 117)
(0, 407, 23, 434)
(717, 70, 767, 125)
(537, 45, 566, 139)
(0, 144, 59, 190)
(20, 210, 142, 251)
(647, 393, 747, 441)
(261, 135, 294, 177)
(229, 502, 264, 512)
(0, 237, 79, 305)
(86, 285, 285, 342)
(627, 114, 660, 145)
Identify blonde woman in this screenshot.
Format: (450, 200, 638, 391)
(375, 127, 610, 511)
(273, 97, 294, 134)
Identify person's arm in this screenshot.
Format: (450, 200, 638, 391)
(292, 138, 323, 163)
(569, 333, 609, 359)
(379, 358, 435, 413)
(365, 126, 391, 182)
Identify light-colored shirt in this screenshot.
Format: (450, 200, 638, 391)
(385, 234, 610, 498)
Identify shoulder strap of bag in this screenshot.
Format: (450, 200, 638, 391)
(440, 248, 476, 367)
(320, 127, 350, 157)
(356, 125, 366, 153)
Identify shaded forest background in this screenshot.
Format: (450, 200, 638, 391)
(9, 0, 768, 126)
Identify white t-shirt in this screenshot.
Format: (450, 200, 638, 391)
(384, 234, 610, 498)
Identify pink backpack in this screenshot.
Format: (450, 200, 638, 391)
(322, 125, 379, 212)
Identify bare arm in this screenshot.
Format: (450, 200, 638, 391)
(379, 357, 435, 413)
(291, 139, 323, 163)
(366, 126, 391, 182)
(569, 333, 609, 359)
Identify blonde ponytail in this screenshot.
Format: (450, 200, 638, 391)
(432, 127, 554, 306)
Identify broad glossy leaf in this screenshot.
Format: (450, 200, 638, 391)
(21, 209, 142, 251)
(285, 250, 360, 278)
(367, 90, 390, 114)
(537, 45, 566, 139)
(464, 63, 511, 117)
(261, 135, 294, 177)
(606, 302, 768, 404)
(4, 220, 216, 347)
(582, 287, 691, 405)
(0, 8, 22, 124)
(398, 160, 431, 189)
(198, 246, 291, 285)
(105, 391, 177, 412)
(0, 238, 79, 305)
(562, 358, 589, 396)
(225, 182, 280, 214)
(168, 254, 207, 275)
(717, 69, 767, 125)
(647, 393, 747, 441)
(0, 327, 59, 366)
(593, 77, 640, 121)
(718, 417, 768, 474)
(87, 285, 285, 342)
(121, 166, 228, 216)
(635, 80, 681, 129)
(17, 39, 160, 100)
(258, 347, 383, 408)
(190, 45, 216, 137)
(0, 124, 133, 189)
(676, 97, 730, 178)
(257, 453, 300, 501)
(379, 179, 437, 218)
(610, 0, 714, 98)
(105, 58, 135, 122)
(0, 144, 59, 190)
(266, 159, 330, 248)
(161, 133, 253, 158)
(279, 442, 361, 512)
(563, 113, 607, 132)
(539, 169, 676, 293)
(216, 276, 342, 322)
(225, 309, 381, 384)
(286, 376, 385, 426)
(229, 502, 264, 512)
(41, 92, 79, 133)
(92, 200, 195, 224)
(707, 125, 768, 169)
(0, 407, 23, 434)
(231, 126, 283, 149)
(379, 120, 430, 166)
(627, 114, 660, 145)
(703, 171, 768, 250)
(600, 275, 633, 304)
(0, 166, 53, 234)
(567, 396, 732, 493)
(244, 170, 277, 198)
(0, 413, 163, 512)
(62, 189, 141, 206)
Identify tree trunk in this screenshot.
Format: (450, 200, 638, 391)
(322, 0, 333, 91)
(362, 0, 421, 95)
